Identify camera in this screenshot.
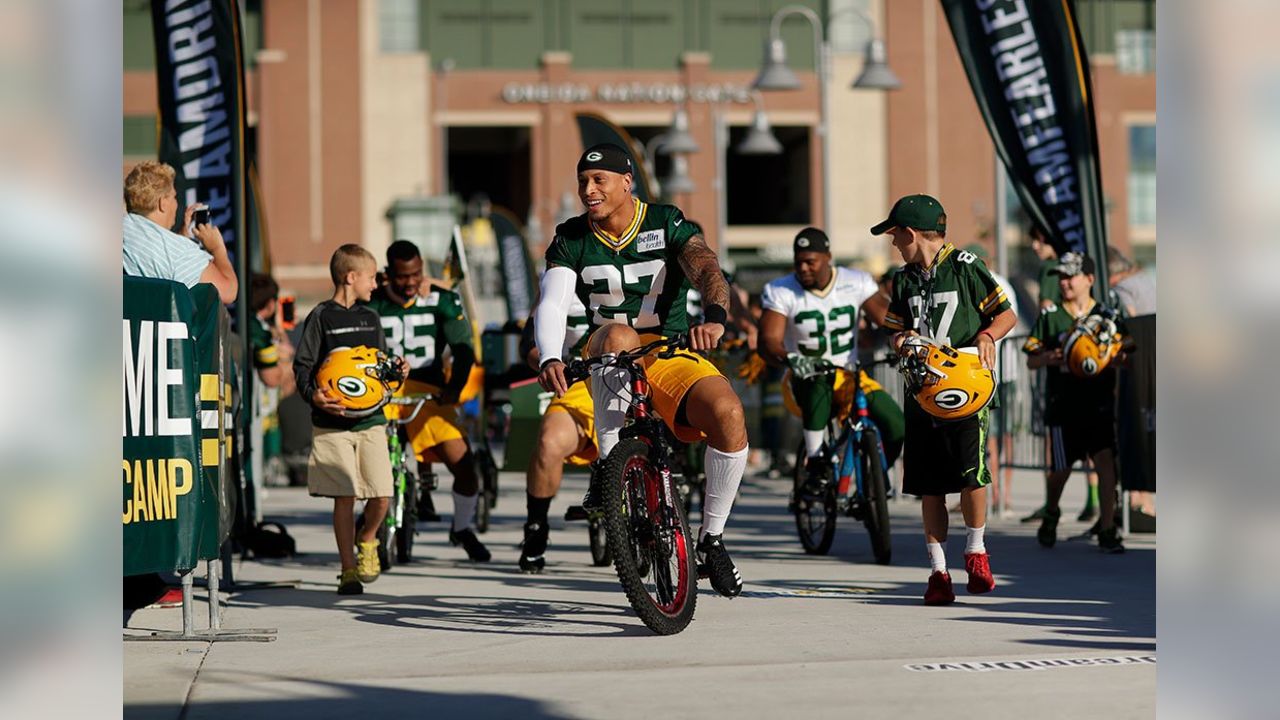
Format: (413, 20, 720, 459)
(193, 207, 211, 227)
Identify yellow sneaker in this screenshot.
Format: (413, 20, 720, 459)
(356, 541, 381, 583)
(337, 568, 363, 595)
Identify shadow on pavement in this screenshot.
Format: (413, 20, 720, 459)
(125, 679, 577, 720)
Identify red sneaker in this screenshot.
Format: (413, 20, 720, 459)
(923, 571, 955, 605)
(964, 552, 996, 594)
(148, 588, 184, 609)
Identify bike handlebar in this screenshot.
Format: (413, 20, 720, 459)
(386, 393, 436, 425)
(563, 334, 690, 386)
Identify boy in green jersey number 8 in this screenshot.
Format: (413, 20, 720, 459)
(877, 194, 1017, 606)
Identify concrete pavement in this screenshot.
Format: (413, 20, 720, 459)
(124, 466, 1155, 719)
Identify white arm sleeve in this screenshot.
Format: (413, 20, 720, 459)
(534, 266, 577, 365)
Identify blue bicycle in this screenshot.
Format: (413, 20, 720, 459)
(788, 357, 894, 564)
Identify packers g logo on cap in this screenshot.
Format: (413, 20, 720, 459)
(585, 151, 603, 162)
(797, 237, 810, 248)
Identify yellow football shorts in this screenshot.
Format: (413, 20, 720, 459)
(384, 379, 466, 464)
(545, 381, 598, 466)
(782, 368, 883, 421)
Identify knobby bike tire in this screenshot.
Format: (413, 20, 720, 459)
(600, 438, 697, 635)
(792, 440, 837, 555)
(859, 430, 892, 565)
(588, 517, 612, 566)
(395, 470, 419, 563)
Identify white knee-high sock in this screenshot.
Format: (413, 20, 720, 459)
(701, 445, 748, 539)
(927, 542, 947, 573)
(590, 356, 631, 460)
(452, 491, 477, 532)
(802, 430, 825, 458)
(965, 525, 986, 554)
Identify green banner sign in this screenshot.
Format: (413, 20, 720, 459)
(124, 277, 234, 575)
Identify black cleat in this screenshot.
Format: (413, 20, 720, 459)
(1098, 526, 1126, 554)
(564, 475, 603, 521)
(518, 521, 548, 574)
(449, 528, 491, 562)
(800, 457, 832, 497)
(1037, 506, 1061, 548)
(696, 533, 743, 598)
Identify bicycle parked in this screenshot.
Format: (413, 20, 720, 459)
(788, 357, 895, 564)
(563, 335, 700, 635)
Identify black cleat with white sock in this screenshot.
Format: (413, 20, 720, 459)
(518, 521, 548, 573)
(697, 532, 743, 598)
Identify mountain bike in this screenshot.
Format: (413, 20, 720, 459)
(563, 335, 698, 635)
(788, 358, 893, 564)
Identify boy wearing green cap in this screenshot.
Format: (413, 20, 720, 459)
(876, 195, 1018, 606)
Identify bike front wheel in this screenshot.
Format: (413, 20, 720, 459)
(473, 449, 499, 533)
(792, 441, 837, 555)
(600, 438, 697, 635)
(859, 430, 892, 565)
(394, 471, 419, 563)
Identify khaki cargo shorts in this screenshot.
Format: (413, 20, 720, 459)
(307, 425, 394, 499)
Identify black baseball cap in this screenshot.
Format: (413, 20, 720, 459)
(1051, 252, 1096, 277)
(870, 194, 947, 235)
(577, 143, 634, 176)
(793, 227, 830, 254)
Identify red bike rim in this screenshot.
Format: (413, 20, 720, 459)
(623, 456, 691, 617)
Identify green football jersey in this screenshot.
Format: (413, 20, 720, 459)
(545, 199, 701, 336)
(249, 316, 278, 369)
(884, 243, 1012, 349)
(1022, 299, 1126, 423)
(366, 286, 472, 385)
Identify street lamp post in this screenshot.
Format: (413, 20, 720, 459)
(754, 4, 900, 234)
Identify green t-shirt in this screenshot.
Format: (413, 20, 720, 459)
(1037, 258, 1063, 305)
(365, 287, 472, 386)
(545, 199, 701, 337)
(1022, 299, 1126, 423)
(249, 316, 278, 369)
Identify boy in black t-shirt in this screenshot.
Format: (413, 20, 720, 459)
(293, 244, 407, 594)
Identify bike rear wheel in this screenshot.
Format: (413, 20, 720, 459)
(792, 441, 837, 555)
(600, 438, 697, 635)
(859, 430, 892, 565)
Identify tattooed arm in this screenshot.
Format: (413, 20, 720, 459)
(678, 235, 730, 351)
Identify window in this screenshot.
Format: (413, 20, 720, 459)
(1128, 124, 1156, 228)
(1116, 30, 1155, 75)
(379, 0, 419, 53)
(725, 125, 811, 225)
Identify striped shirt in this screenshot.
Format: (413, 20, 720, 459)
(122, 212, 211, 287)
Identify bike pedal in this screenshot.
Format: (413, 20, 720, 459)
(564, 505, 588, 522)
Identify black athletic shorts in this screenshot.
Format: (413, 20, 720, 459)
(1048, 413, 1117, 472)
(902, 397, 991, 497)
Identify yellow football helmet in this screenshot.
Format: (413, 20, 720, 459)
(1063, 314, 1123, 378)
(899, 336, 995, 422)
(316, 345, 403, 417)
